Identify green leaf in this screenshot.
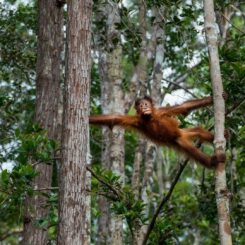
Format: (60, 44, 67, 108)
(1, 169, 9, 184)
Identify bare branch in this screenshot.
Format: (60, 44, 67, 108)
(226, 97, 245, 116)
(142, 159, 189, 245)
(163, 78, 198, 98)
(230, 4, 245, 17)
(220, 11, 245, 35)
(33, 187, 58, 192)
(0, 230, 22, 241)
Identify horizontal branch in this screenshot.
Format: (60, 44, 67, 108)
(163, 78, 197, 98)
(33, 187, 59, 191)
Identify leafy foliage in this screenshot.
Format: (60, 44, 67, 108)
(0, 125, 58, 242)
(90, 166, 147, 235)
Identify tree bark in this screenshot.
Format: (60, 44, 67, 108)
(57, 0, 92, 244)
(97, 52, 111, 245)
(105, 3, 125, 244)
(94, 2, 126, 244)
(22, 1, 63, 244)
(125, 0, 149, 110)
(108, 59, 125, 245)
(204, 0, 232, 244)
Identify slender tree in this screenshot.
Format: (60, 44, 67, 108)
(204, 0, 233, 244)
(96, 25, 111, 244)
(133, 6, 166, 244)
(57, 0, 92, 244)
(97, 51, 111, 245)
(96, 2, 125, 243)
(22, 1, 63, 244)
(106, 5, 125, 244)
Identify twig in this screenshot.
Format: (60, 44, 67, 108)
(86, 166, 121, 200)
(142, 159, 189, 245)
(220, 12, 245, 34)
(0, 230, 22, 241)
(88, 189, 118, 201)
(0, 188, 10, 195)
(33, 187, 59, 191)
(163, 78, 198, 98)
(230, 4, 245, 17)
(226, 97, 245, 116)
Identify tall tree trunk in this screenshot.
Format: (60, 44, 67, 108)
(22, 1, 63, 244)
(95, 2, 125, 244)
(57, 0, 92, 244)
(149, 3, 165, 195)
(107, 47, 125, 245)
(204, 0, 233, 244)
(97, 52, 111, 244)
(106, 3, 125, 244)
(134, 6, 166, 245)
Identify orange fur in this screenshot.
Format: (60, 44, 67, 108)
(90, 96, 226, 168)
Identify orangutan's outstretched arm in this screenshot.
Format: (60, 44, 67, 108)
(89, 115, 138, 129)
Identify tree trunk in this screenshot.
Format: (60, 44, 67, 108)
(57, 0, 92, 244)
(97, 52, 111, 245)
(106, 5, 125, 244)
(134, 6, 166, 245)
(107, 47, 125, 245)
(95, 2, 125, 244)
(22, 1, 63, 244)
(204, 0, 233, 244)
